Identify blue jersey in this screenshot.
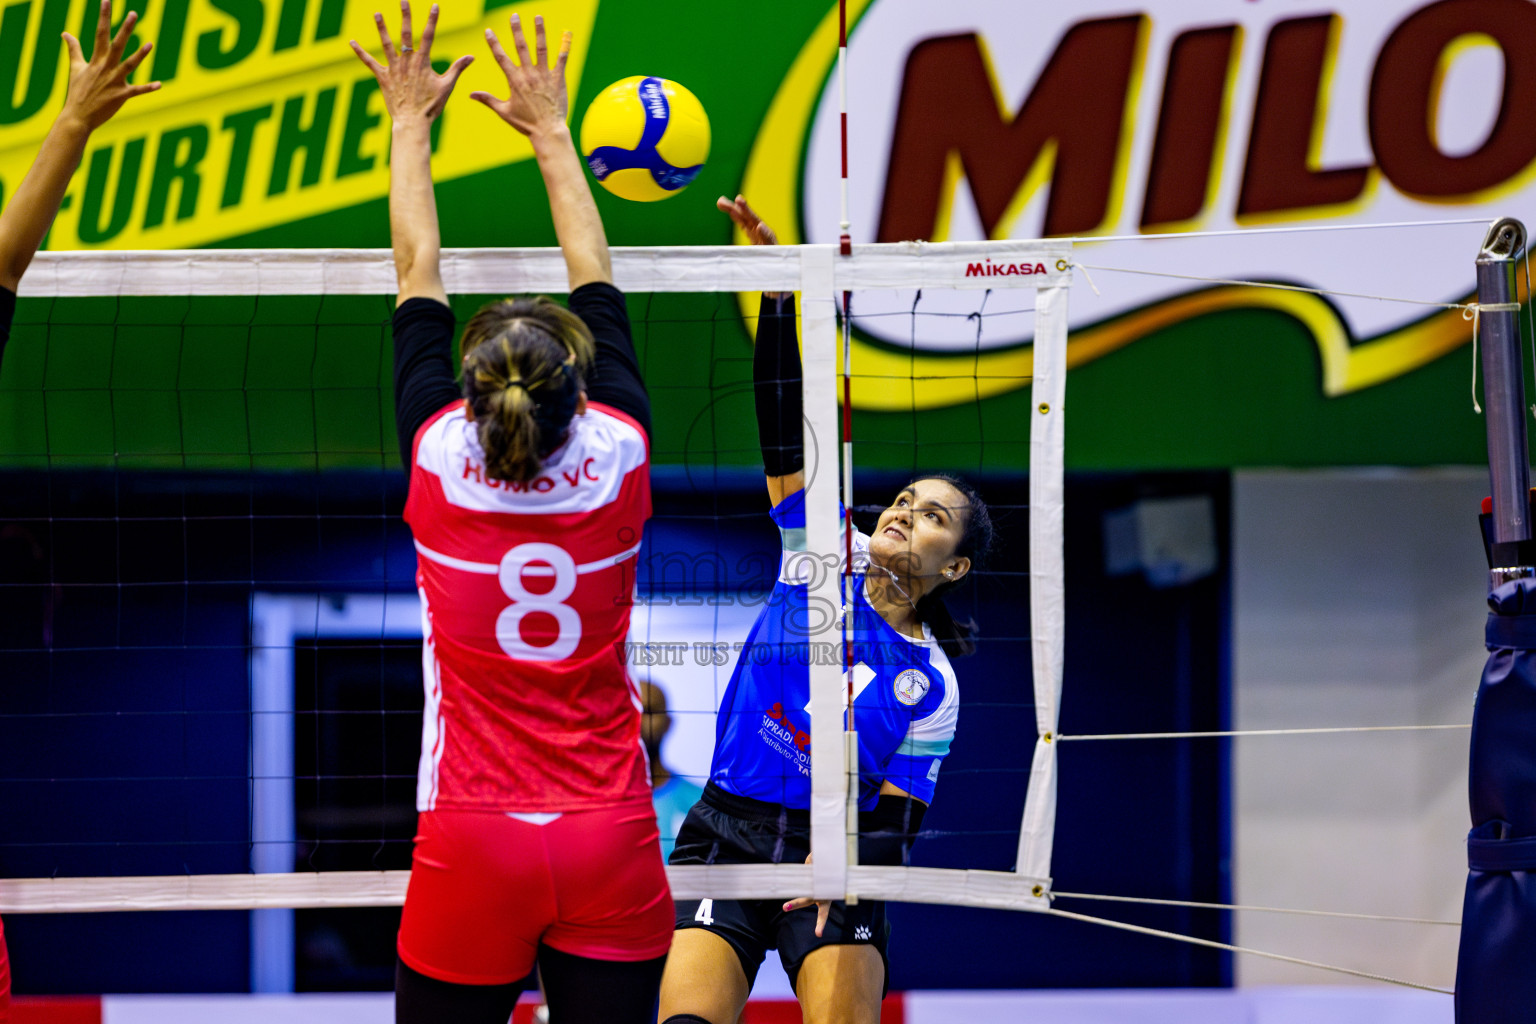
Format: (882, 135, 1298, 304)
(710, 491, 959, 810)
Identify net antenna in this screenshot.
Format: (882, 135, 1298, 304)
(822, 0, 1070, 907)
(836, 0, 858, 897)
(836, 0, 852, 258)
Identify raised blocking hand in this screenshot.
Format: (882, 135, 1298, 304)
(60, 0, 160, 130)
(471, 13, 572, 138)
(350, 0, 473, 125)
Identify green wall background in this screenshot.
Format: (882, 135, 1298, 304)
(0, 0, 1496, 472)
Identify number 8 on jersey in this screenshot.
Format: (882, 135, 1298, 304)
(498, 543, 582, 662)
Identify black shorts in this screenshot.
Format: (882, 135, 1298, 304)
(668, 783, 889, 994)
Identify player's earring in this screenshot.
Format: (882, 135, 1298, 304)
(944, 569, 954, 579)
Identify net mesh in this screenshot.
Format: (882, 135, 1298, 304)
(0, 242, 1068, 987)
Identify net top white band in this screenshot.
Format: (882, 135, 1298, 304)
(16, 242, 1073, 298)
(0, 866, 1051, 914)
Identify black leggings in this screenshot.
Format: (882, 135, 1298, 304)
(395, 945, 667, 1024)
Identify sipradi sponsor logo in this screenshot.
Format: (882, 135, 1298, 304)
(0, 0, 598, 249)
(761, 718, 812, 776)
(764, 700, 810, 752)
(761, 700, 813, 775)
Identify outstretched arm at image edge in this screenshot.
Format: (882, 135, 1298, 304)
(0, 0, 160, 371)
(0, 2, 159, 292)
(0, 120, 93, 296)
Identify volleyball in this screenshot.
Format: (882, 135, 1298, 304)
(579, 76, 710, 202)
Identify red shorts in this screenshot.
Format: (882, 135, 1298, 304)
(398, 799, 673, 985)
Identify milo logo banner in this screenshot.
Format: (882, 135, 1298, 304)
(0, 0, 1529, 468)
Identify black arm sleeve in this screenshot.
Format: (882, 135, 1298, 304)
(0, 286, 16, 375)
(568, 281, 650, 437)
(754, 293, 803, 476)
(392, 297, 463, 470)
(858, 792, 929, 866)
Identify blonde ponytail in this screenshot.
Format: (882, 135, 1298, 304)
(460, 297, 596, 484)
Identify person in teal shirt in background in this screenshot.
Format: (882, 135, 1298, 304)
(640, 679, 705, 858)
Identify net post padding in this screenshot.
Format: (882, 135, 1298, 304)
(1016, 278, 1070, 885)
(5, 241, 1068, 917)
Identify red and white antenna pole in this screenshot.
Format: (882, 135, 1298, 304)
(837, 0, 860, 882)
(837, 0, 856, 652)
(838, 0, 852, 258)
(838, 0, 855, 686)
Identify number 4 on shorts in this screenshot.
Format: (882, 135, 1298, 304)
(695, 898, 714, 926)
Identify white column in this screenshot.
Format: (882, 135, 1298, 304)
(1015, 275, 1070, 886)
(800, 244, 849, 900)
(249, 593, 298, 992)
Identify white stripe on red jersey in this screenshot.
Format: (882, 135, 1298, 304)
(404, 399, 652, 812)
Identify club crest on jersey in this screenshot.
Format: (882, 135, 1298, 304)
(893, 669, 930, 706)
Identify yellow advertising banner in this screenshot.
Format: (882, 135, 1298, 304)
(0, 0, 597, 249)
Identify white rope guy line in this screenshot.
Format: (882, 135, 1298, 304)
(1046, 907, 1454, 995)
(1071, 261, 1478, 310)
(1466, 301, 1524, 414)
(1050, 890, 1460, 927)
(1056, 723, 1471, 741)
(1069, 216, 1493, 244)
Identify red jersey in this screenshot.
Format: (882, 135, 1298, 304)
(404, 398, 652, 812)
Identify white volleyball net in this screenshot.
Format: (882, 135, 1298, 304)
(0, 241, 1069, 989)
